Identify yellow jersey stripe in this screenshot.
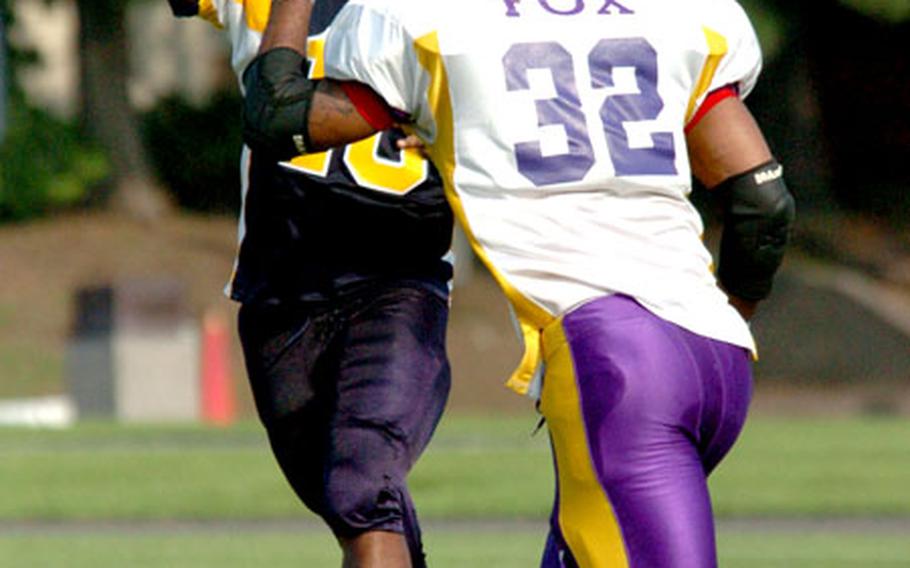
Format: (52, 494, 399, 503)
(238, 0, 269, 32)
(541, 320, 629, 568)
(413, 31, 553, 394)
(198, 0, 220, 26)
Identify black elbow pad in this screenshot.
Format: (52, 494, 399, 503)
(716, 160, 796, 302)
(241, 48, 315, 160)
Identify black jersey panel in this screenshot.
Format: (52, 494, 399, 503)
(231, 148, 453, 305)
(230, 0, 454, 305)
(310, 0, 349, 35)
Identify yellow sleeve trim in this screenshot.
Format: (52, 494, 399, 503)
(197, 0, 221, 27)
(242, 0, 270, 33)
(685, 26, 728, 123)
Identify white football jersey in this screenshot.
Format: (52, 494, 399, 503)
(183, 0, 454, 304)
(323, 0, 763, 394)
(190, 0, 269, 86)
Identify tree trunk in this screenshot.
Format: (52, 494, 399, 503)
(77, 0, 172, 220)
(0, 16, 8, 144)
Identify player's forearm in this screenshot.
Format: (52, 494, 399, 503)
(260, 0, 312, 55)
(687, 97, 796, 311)
(308, 81, 378, 151)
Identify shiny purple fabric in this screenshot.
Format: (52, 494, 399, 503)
(541, 295, 752, 567)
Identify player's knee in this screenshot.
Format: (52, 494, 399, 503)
(322, 471, 408, 537)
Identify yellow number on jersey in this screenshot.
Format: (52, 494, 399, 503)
(344, 138, 428, 195)
(285, 33, 428, 195)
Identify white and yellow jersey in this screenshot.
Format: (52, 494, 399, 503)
(171, 0, 454, 305)
(183, 0, 268, 86)
(323, 0, 762, 394)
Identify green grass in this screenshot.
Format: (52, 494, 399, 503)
(410, 415, 552, 518)
(0, 422, 304, 520)
(718, 533, 910, 567)
(0, 417, 552, 521)
(1, 416, 909, 565)
(1, 531, 909, 567)
(1, 415, 910, 520)
(710, 417, 910, 517)
(0, 532, 544, 568)
(0, 533, 343, 568)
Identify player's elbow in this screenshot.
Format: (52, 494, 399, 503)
(717, 160, 796, 302)
(241, 48, 316, 160)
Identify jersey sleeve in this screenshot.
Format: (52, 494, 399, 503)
(339, 82, 396, 130)
(168, 0, 224, 27)
(685, 84, 737, 133)
(323, 3, 423, 120)
(703, 2, 763, 99)
(197, 0, 221, 26)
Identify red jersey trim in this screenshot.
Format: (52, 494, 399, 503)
(340, 82, 396, 131)
(685, 84, 738, 134)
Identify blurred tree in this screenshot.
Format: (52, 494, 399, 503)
(0, 2, 109, 221)
(0, 12, 7, 143)
(747, 0, 910, 226)
(838, 0, 910, 23)
(810, 3, 909, 220)
(744, 2, 835, 215)
(142, 92, 243, 215)
(75, 0, 172, 220)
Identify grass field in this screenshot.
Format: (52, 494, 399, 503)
(2, 531, 910, 567)
(1, 415, 909, 566)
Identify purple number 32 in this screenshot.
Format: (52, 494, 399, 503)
(503, 37, 677, 186)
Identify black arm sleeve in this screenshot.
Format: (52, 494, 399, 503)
(241, 48, 316, 160)
(716, 160, 796, 302)
(167, 0, 199, 17)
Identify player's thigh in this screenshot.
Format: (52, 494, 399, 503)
(540, 295, 719, 567)
(699, 339, 752, 475)
(237, 302, 337, 423)
(237, 302, 343, 513)
(317, 284, 450, 536)
(334, 283, 451, 456)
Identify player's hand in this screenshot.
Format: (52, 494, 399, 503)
(728, 295, 757, 321)
(396, 134, 428, 157)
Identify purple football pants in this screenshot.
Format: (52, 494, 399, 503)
(538, 294, 752, 568)
(238, 283, 450, 568)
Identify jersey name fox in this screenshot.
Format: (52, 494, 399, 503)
(323, 0, 762, 392)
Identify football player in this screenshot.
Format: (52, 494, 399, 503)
(242, 0, 796, 566)
(168, 1, 454, 566)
